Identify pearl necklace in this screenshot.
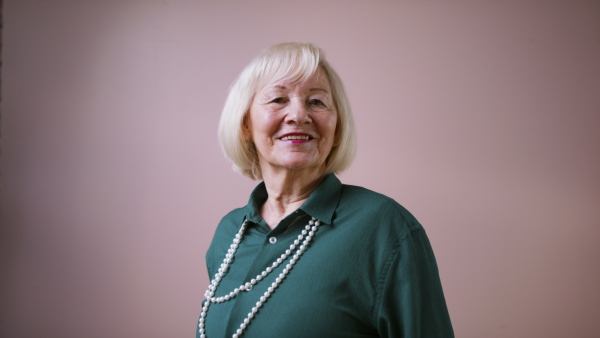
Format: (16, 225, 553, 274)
(198, 217, 322, 338)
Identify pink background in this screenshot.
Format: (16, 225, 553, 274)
(2, 1, 599, 337)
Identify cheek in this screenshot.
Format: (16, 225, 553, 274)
(252, 119, 281, 146)
(323, 116, 338, 140)
(248, 111, 269, 135)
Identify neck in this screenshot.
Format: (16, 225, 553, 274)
(259, 167, 326, 229)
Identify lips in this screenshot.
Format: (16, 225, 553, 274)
(278, 133, 313, 141)
(280, 135, 310, 141)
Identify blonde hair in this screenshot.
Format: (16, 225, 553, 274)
(218, 42, 356, 180)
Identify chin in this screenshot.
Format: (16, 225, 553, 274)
(282, 162, 326, 174)
(281, 156, 320, 168)
(262, 154, 327, 174)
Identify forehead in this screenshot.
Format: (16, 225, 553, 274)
(258, 67, 332, 93)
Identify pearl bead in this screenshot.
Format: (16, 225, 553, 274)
(199, 217, 322, 338)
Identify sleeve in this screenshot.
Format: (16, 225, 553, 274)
(375, 229, 454, 338)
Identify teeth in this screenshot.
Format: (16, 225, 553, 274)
(280, 135, 310, 141)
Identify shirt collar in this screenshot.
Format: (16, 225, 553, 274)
(244, 173, 342, 226)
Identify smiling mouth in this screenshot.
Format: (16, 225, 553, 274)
(279, 135, 312, 141)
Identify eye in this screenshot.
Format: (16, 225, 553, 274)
(309, 99, 325, 106)
(269, 97, 287, 104)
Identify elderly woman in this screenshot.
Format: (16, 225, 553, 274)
(198, 42, 453, 338)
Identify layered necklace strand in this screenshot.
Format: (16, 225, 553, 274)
(199, 217, 322, 338)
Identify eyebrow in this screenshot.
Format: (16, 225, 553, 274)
(265, 85, 330, 93)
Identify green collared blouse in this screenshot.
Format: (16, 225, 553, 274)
(198, 174, 454, 337)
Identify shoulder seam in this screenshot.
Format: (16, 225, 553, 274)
(372, 228, 423, 325)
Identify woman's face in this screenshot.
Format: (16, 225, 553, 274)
(244, 67, 338, 177)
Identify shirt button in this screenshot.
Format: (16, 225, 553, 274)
(269, 237, 277, 244)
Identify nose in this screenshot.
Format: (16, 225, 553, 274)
(285, 99, 312, 125)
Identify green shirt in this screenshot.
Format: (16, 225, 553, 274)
(198, 174, 454, 337)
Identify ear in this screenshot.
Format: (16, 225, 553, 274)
(242, 114, 252, 141)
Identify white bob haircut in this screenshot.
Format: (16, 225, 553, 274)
(218, 42, 356, 180)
